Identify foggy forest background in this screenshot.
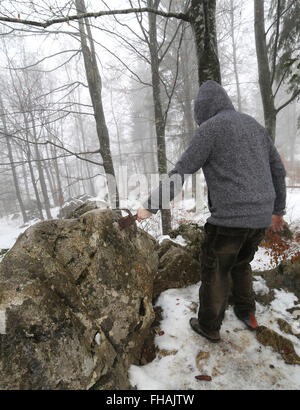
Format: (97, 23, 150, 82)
(0, 0, 299, 235)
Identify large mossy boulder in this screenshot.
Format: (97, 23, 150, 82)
(0, 209, 158, 390)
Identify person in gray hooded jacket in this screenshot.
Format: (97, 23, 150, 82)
(137, 80, 286, 342)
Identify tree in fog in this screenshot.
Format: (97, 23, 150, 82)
(254, 0, 300, 141)
(0, 0, 229, 229)
(0, 94, 28, 223)
(217, 0, 245, 112)
(75, 0, 119, 207)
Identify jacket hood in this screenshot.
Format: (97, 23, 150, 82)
(194, 80, 235, 126)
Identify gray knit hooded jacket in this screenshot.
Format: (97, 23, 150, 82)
(143, 80, 286, 228)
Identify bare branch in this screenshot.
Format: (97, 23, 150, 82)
(276, 90, 300, 114)
(0, 131, 103, 167)
(0, 7, 190, 29)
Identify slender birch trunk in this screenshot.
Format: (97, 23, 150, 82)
(75, 0, 119, 207)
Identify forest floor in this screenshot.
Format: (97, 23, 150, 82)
(129, 274, 300, 390)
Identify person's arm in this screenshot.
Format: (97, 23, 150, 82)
(139, 124, 215, 217)
(267, 136, 286, 231)
(268, 136, 286, 215)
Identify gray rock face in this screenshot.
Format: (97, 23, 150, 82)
(0, 209, 157, 390)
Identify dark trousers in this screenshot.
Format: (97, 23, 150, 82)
(198, 222, 266, 331)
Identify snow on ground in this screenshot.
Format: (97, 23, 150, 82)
(0, 207, 60, 261)
(285, 188, 300, 228)
(129, 277, 300, 390)
(0, 216, 31, 251)
(158, 235, 187, 247)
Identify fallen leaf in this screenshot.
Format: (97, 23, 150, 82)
(195, 375, 212, 381)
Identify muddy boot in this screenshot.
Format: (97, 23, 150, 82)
(190, 318, 221, 343)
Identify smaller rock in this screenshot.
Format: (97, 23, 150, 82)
(187, 302, 198, 314)
(256, 325, 300, 365)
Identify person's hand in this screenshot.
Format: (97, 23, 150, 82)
(137, 207, 152, 222)
(270, 214, 285, 232)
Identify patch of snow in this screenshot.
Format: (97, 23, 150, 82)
(253, 276, 269, 295)
(94, 332, 101, 346)
(0, 215, 33, 251)
(286, 188, 300, 228)
(157, 235, 187, 247)
(0, 206, 61, 254)
(251, 247, 274, 271)
(172, 235, 187, 247)
(129, 282, 300, 390)
(270, 289, 300, 331)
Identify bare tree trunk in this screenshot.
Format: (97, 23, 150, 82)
(29, 112, 52, 219)
(254, 0, 277, 140)
(63, 156, 72, 198)
(189, 0, 221, 85)
(43, 162, 56, 207)
(22, 113, 44, 220)
(148, 0, 172, 234)
(230, 0, 242, 111)
(51, 144, 64, 206)
(75, 84, 96, 197)
(148, 121, 157, 173)
(0, 97, 28, 223)
(288, 102, 297, 185)
(179, 34, 197, 199)
(75, 0, 119, 207)
(181, 35, 195, 146)
(20, 157, 30, 202)
(44, 144, 59, 206)
(27, 155, 44, 220)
